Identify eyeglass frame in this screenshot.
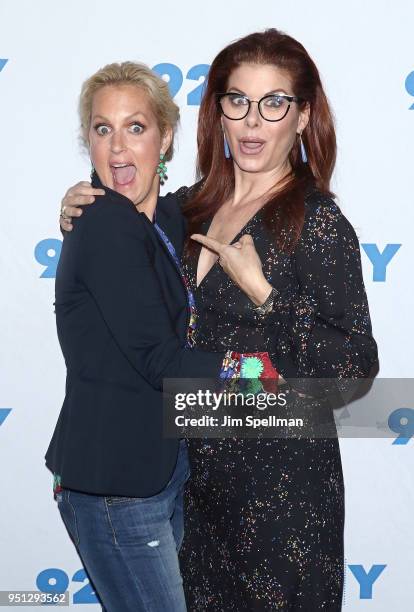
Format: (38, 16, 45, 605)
(216, 92, 305, 122)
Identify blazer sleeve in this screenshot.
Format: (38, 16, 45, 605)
(270, 196, 378, 382)
(77, 200, 224, 390)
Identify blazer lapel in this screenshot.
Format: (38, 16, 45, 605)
(91, 170, 185, 284)
(139, 214, 184, 284)
(154, 192, 185, 259)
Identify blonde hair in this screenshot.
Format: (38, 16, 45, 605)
(79, 61, 179, 160)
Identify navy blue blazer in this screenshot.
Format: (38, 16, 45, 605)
(45, 174, 224, 497)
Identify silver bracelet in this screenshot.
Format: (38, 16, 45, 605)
(253, 286, 278, 316)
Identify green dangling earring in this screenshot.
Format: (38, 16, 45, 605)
(156, 153, 168, 185)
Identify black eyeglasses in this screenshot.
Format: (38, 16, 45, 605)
(217, 92, 305, 122)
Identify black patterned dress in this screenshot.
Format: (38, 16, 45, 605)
(178, 190, 378, 611)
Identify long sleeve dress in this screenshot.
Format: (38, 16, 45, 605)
(178, 188, 378, 611)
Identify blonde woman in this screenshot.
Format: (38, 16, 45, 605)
(46, 62, 228, 612)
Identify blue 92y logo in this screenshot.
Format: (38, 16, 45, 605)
(361, 243, 401, 282)
(37, 568, 98, 604)
(405, 71, 414, 109)
(152, 63, 209, 105)
(0, 59, 8, 72)
(36, 240, 402, 281)
(0, 408, 12, 426)
(35, 239, 62, 278)
(388, 407, 414, 445)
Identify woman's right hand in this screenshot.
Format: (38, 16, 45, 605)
(60, 181, 105, 231)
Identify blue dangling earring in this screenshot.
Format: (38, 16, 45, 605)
(156, 153, 168, 185)
(224, 134, 231, 159)
(299, 133, 308, 163)
(90, 163, 95, 180)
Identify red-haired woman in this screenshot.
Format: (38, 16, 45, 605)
(177, 29, 378, 610)
(60, 29, 377, 611)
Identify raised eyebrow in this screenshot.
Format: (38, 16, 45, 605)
(91, 112, 147, 123)
(225, 88, 289, 97)
(263, 89, 289, 96)
(225, 88, 247, 95)
(92, 114, 111, 123)
(125, 112, 147, 122)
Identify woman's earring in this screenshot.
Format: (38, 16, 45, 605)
(156, 153, 168, 185)
(224, 134, 231, 159)
(90, 164, 96, 180)
(299, 134, 308, 163)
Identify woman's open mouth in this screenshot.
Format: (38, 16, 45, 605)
(110, 163, 137, 187)
(239, 138, 265, 156)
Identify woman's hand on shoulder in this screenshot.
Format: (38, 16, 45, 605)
(60, 181, 105, 232)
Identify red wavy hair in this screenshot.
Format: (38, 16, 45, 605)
(184, 28, 336, 252)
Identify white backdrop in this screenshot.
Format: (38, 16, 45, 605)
(0, 0, 413, 609)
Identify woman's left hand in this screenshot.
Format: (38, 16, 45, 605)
(191, 233, 273, 306)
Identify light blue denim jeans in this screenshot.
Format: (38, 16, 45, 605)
(57, 440, 190, 611)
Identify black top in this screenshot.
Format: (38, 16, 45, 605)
(179, 189, 378, 610)
(182, 188, 378, 381)
(45, 175, 224, 497)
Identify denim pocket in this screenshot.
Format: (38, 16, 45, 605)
(58, 491, 80, 547)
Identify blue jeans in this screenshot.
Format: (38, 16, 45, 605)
(56, 440, 190, 611)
